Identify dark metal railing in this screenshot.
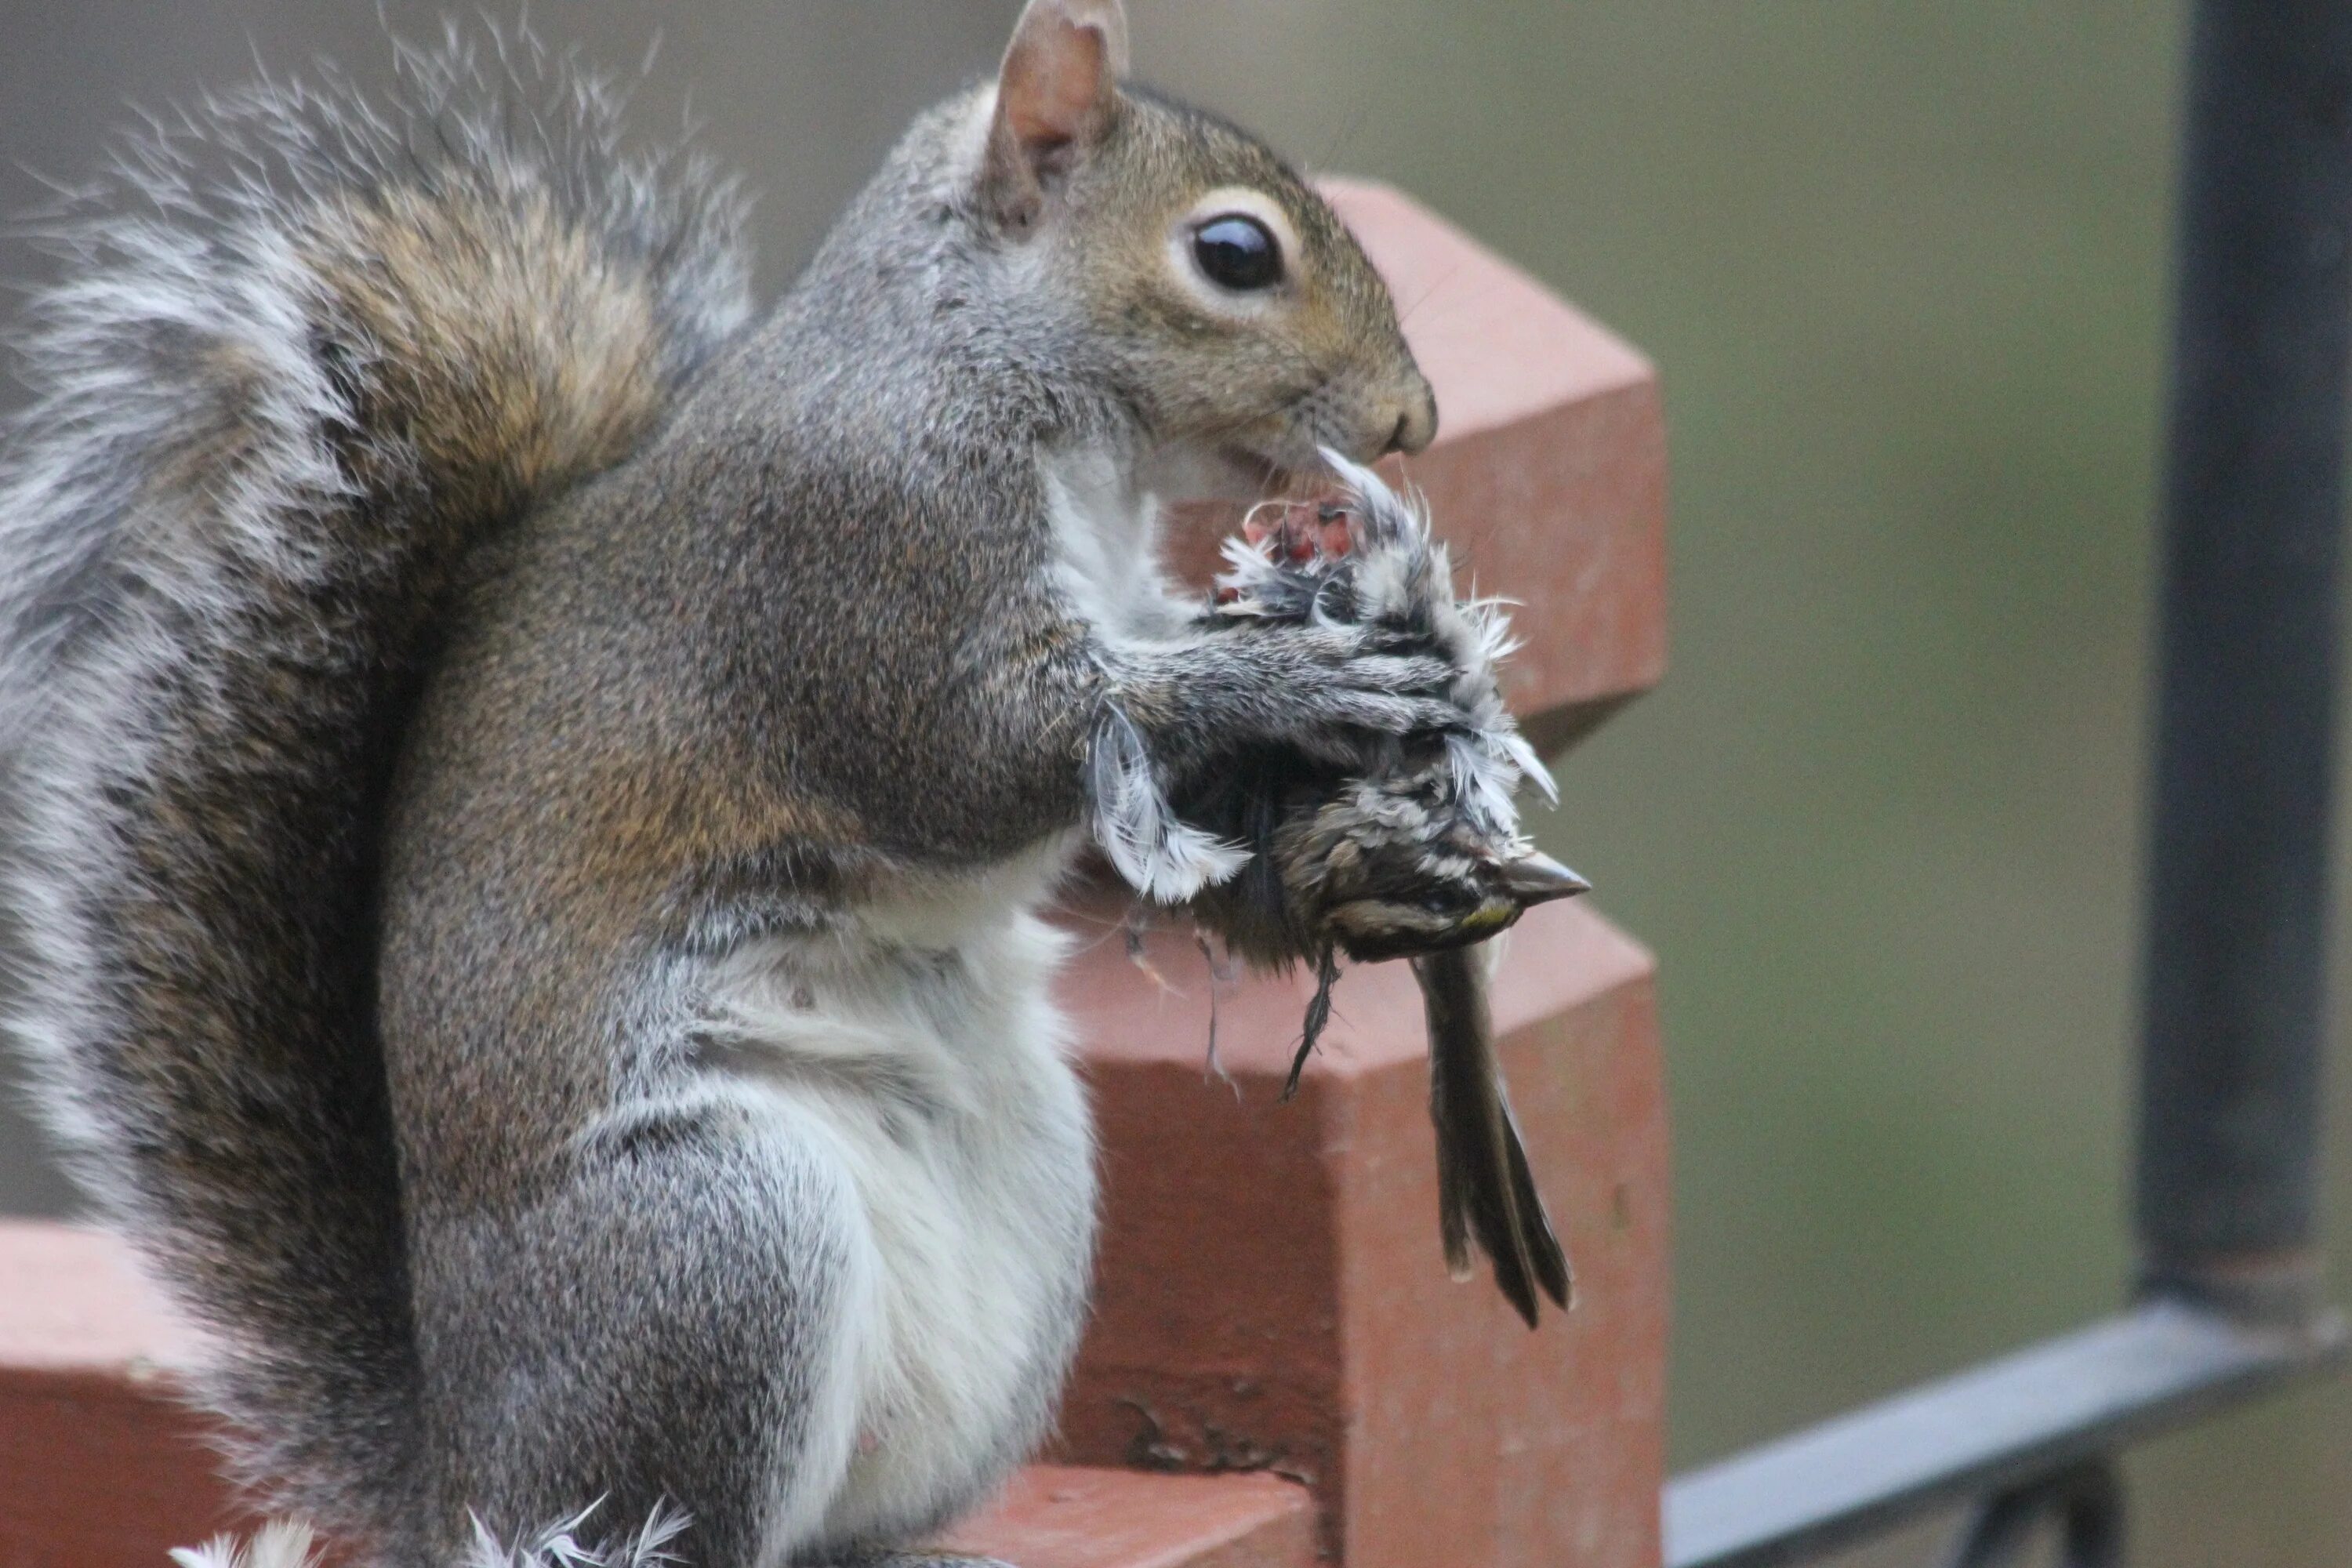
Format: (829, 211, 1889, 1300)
(1661, 1301, 2338, 1566)
(1662, 1, 2352, 1561)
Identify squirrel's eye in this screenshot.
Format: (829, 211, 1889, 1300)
(1192, 215, 1283, 292)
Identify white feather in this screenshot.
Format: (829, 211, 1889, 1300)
(1088, 706, 1249, 902)
(465, 1501, 692, 1568)
(169, 1521, 319, 1568)
(1311, 445, 1559, 833)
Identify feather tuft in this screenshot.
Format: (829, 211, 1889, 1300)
(466, 1500, 693, 1568)
(1088, 704, 1249, 902)
(169, 1521, 321, 1568)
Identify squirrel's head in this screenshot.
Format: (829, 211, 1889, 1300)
(971, 0, 1436, 494)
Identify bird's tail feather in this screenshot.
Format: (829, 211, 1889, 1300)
(1416, 946, 1573, 1327)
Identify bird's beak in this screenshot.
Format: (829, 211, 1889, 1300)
(1501, 851, 1590, 906)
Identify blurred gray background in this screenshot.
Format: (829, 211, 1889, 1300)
(2, 2, 2345, 1563)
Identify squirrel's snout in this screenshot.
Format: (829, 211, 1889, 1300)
(1379, 379, 1439, 457)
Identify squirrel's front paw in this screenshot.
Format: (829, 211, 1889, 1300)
(1203, 480, 1490, 753)
(1243, 619, 1465, 750)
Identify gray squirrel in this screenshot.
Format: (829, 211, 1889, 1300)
(0, 5, 1509, 1566)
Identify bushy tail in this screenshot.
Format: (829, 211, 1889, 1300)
(0, 32, 748, 1552)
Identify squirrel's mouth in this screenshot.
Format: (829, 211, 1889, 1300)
(1142, 431, 1339, 506)
(1209, 442, 1335, 503)
(1142, 443, 1307, 505)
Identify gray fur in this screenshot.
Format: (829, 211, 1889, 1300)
(0, 24, 747, 1560)
(0, 8, 1438, 1566)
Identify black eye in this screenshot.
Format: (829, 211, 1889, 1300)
(1192, 214, 1283, 292)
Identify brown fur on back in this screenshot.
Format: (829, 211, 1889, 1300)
(0, 34, 749, 1551)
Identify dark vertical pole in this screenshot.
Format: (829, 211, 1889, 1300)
(2138, 0, 2352, 1318)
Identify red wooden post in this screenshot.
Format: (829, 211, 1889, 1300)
(0, 182, 1668, 1568)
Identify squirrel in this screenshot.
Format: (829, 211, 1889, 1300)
(0, 5, 1454, 1568)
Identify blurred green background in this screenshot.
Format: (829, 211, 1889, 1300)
(2, 2, 2345, 1563)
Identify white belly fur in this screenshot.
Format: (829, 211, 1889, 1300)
(694, 444, 1158, 1546)
(700, 837, 1098, 1546)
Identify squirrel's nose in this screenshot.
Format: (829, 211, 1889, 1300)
(1381, 380, 1439, 456)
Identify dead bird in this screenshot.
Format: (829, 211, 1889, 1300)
(1177, 452, 1584, 1327)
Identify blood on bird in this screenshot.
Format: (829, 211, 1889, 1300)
(1245, 497, 1359, 566)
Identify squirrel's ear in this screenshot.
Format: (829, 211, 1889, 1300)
(984, 0, 1130, 228)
